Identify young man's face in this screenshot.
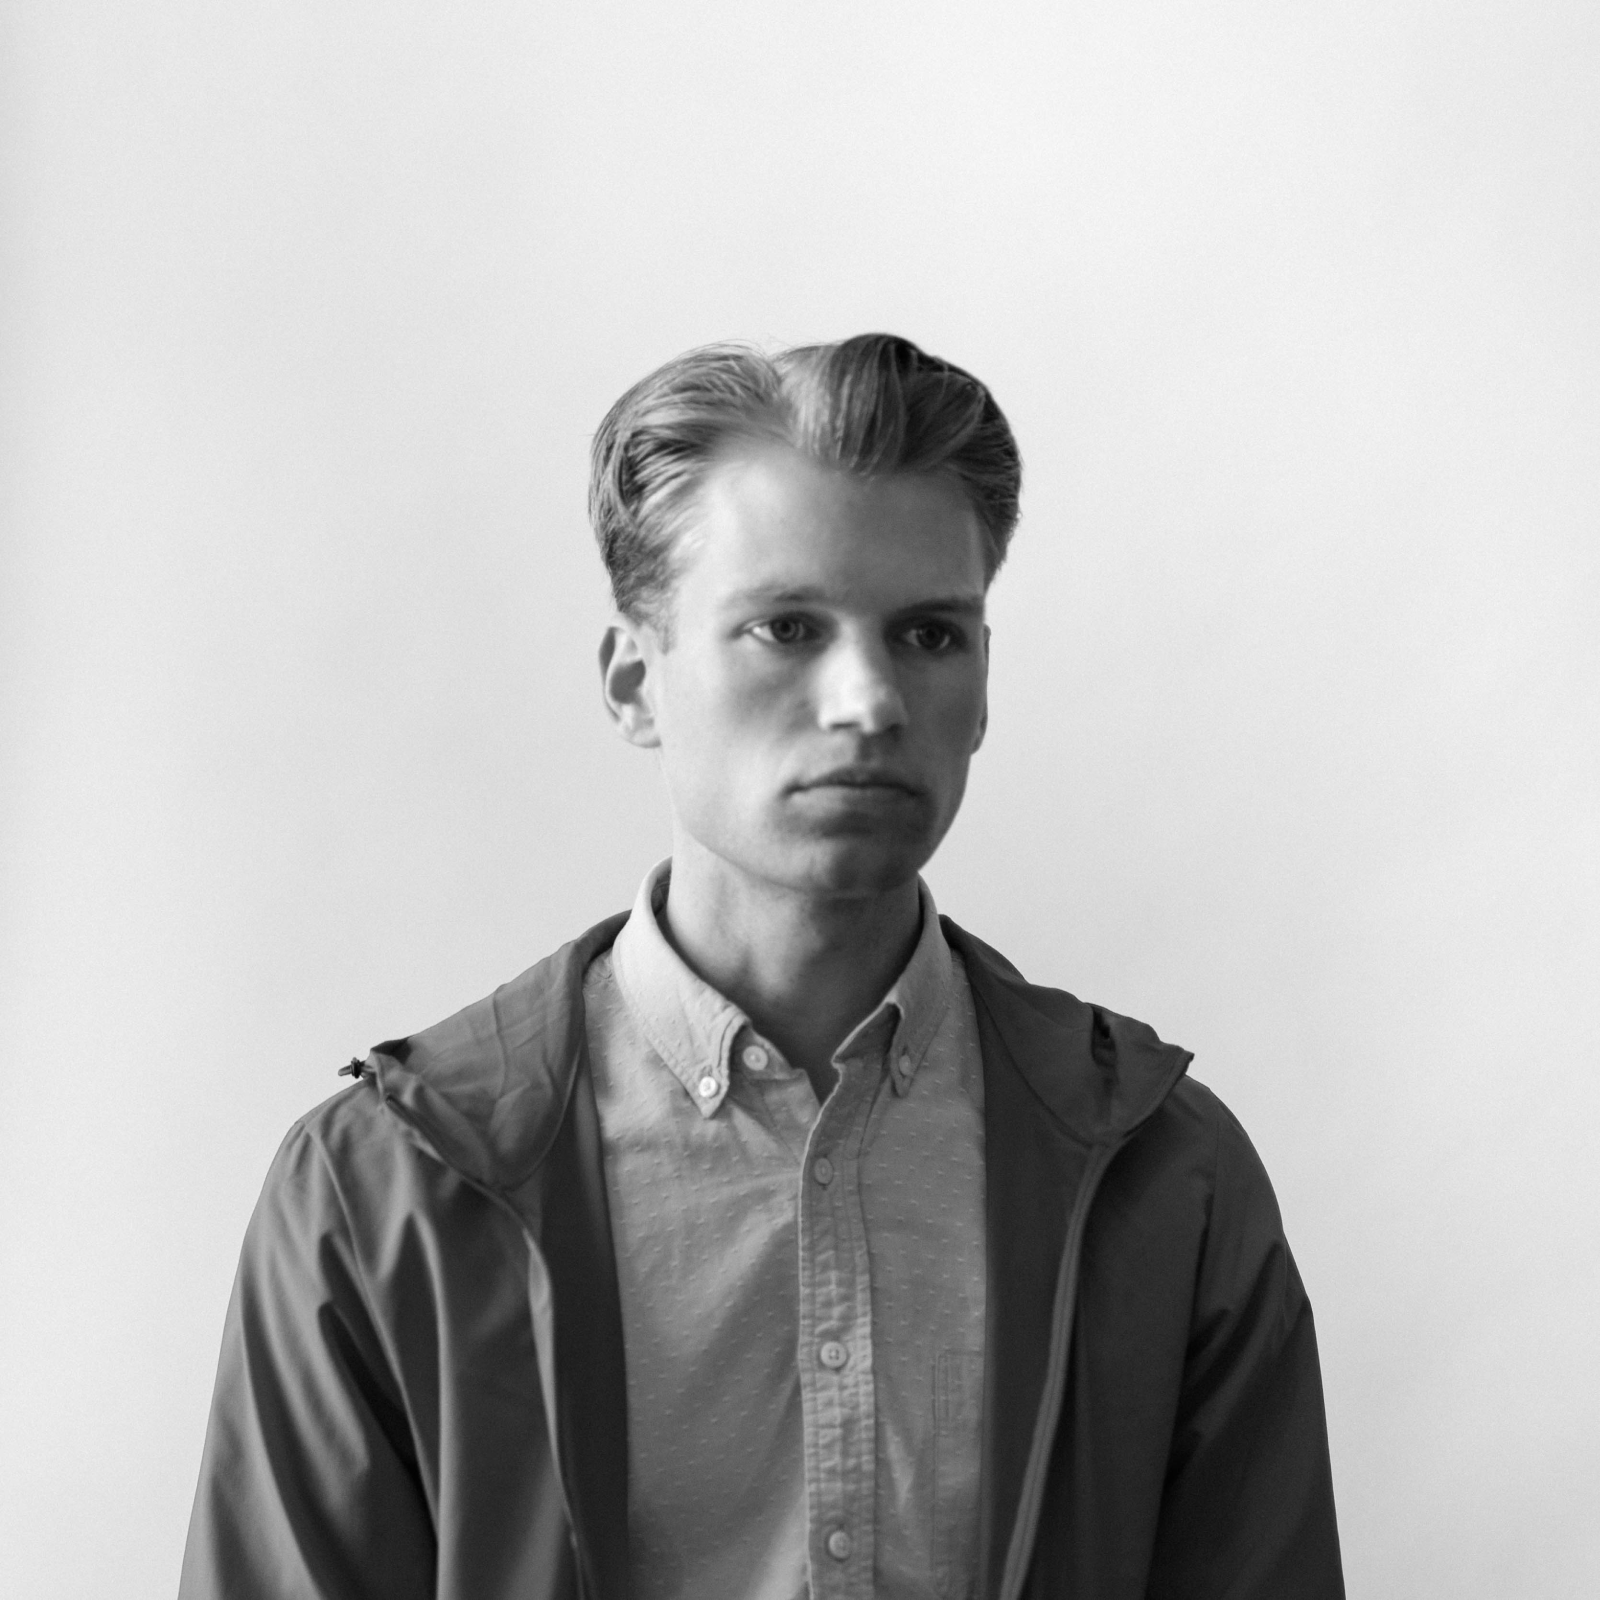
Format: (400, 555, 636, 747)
(604, 440, 991, 900)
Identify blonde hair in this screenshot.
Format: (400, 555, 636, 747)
(589, 333, 1022, 635)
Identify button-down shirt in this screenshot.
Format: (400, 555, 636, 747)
(583, 860, 987, 1600)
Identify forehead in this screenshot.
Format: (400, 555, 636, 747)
(681, 441, 988, 608)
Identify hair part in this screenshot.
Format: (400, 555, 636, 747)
(588, 333, 1022, 637)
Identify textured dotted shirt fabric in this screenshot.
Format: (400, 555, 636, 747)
(583, 860, 988, 1600)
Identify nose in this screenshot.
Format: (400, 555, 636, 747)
(815, 631, 908, 736)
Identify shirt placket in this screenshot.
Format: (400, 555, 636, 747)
(797, 1051, 882, 1600)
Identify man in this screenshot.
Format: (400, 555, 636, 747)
(181, 335, 1344, 1599)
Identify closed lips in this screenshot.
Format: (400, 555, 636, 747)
(799, 769, 919, 793)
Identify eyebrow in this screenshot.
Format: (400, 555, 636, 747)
(727, 585, 986, 617)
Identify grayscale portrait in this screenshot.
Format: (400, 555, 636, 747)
(2, 5, 1594, 1600)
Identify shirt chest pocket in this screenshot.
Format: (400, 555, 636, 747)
(932, 1349, 985, 1600)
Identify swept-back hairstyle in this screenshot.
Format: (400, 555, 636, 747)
(588, 333, 1022, 635)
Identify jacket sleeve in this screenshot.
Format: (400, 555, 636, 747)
(179, 1121, 436, 1600)
(1144, 1100, 1344, 1600)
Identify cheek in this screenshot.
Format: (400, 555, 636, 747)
(656, 652, 790, 780)
(920, 667, 988, 742)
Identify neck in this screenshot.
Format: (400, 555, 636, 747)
(659, 836, 923, 1100)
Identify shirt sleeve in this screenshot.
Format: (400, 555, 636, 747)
(178, 1121, 437, 1600)
(1144, 1100, 1345, 1600)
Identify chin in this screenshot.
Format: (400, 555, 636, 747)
(769, 831, 933, 900)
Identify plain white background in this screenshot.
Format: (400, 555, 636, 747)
(2, 2, 1596, 1594)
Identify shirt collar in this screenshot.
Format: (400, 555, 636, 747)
(609, 858, 955, 1116)
(832, 878, 953, 1096)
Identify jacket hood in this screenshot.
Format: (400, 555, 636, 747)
(365, 913, 628, 1192)
(941, 920, 1192, 1149)
(364, 913, 1191, 1192)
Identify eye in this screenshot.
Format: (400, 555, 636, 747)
(902, 620, 964, 653)
(750, 615, 818, 646)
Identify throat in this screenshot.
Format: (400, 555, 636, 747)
(656, 856, 923, 1084)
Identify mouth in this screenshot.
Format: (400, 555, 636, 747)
(791, 766, 924, 798)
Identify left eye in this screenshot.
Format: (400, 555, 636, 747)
(905, 622, 959, 652)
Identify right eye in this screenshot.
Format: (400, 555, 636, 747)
(750, 616, 817, 646)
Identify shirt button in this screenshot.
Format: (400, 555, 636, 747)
(696, 1074, 719, 1100)
(818, 1340, 848, 1369)
(740, 1044, 769, 1072)
(826, 1528, 852, 1561)
(812, 1156, 834, 1186)
(898, 1050, 913, 1074)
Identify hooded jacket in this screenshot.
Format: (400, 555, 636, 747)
(180, 916, 1344, 1600)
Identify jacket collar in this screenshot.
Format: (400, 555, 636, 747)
(365, 911, 1191, 1600)
(941, 918, 1190, 1147)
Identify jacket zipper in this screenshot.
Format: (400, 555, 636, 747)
(995, 1139, 1118, 1600)
(995, 1036, 1193, 1600)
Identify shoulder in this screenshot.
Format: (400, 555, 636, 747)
(1117, 1071, 1286, 1209)
(282, 1075, 418, 1197)
(1144, 1073, 1263, 1165)
(247, 1080, 446, 1250)
(1113, 1073, 1295, 1326)
(346, 912, 630, 1190)
(252, 912, 628, 1227)
(943, 916, 1193, 1145)
(1161, 1075, 1286, 1224)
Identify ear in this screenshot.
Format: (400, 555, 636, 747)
(972, 623, 991, 752)
(599, 619, 663, 749)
